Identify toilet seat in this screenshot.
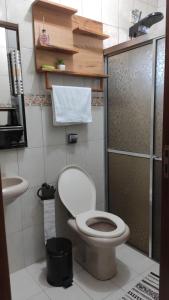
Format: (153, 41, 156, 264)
(76, 210, 126, 238)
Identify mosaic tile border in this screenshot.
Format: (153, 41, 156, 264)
(24, 93, 104, 107)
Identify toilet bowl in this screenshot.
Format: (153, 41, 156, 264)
(58, 165, 130, 281)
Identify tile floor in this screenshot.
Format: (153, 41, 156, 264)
(10, 244, 159, 300)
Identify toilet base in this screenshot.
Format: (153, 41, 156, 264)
(68, 218, 130, 281)
(74, 239, 117, 281)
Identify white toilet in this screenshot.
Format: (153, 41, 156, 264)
(58, 165, 130, 281)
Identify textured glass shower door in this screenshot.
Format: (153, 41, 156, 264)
(107, 43, 153, 255)
(107, 38, 165, 258)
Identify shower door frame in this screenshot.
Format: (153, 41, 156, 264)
(104, 31, 165, 259)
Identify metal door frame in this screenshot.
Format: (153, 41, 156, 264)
(104, 32, 165, 258)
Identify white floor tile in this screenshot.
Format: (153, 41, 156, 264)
(11, 248, 159, 300)
(74, 269, 121, 300)
(27, 260, 91, 300)
(43, 283, 92, 300)
(27, 292, 50, 300)
(10, 269, 42, 300)
(117, 245, 154, 274)
(104, 289, 125, 300)
(111, 260, 138, 289)
(26, 260, 48, 288)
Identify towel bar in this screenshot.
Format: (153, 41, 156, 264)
(44, 72, 104, 92)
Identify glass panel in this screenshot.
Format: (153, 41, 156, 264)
(108, 44, 153, 154)
(154, 38, 165, 158)
(152, 160, 162, 262)
(108, 153, 150, 254)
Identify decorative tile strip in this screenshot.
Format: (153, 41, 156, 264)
(24, 93, 104, 107)
(24, 95, 51, 106)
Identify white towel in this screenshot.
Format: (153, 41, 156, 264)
(51, 85, 92, 125)
(42, 199, 56, 243)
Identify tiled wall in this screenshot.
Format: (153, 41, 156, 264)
(3, 104, 105, 273)
(157, 0, 166, 32)
(0, 0, 165, 273)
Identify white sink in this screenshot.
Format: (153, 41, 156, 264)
(2, 176, 29, 204)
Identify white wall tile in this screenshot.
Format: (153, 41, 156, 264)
(4, 197, 22, 234)
(0, 0, 7, 20)
(65, 107, 104, 143)
(21, 48, 40, 94)
(0, 150, 18, 177)
(119, 0, 134, 29)
(158, 0, 166, 7)
(134, 1, 155, 18)
(44, 145, 67, 183)
(6, 0, 34, 49)
(102, 0, 119, 26)
(6, 0, 32, 23)
(67, 140, 104, 182)
(21, 187, 43, 230)
(96, 200, 105, 211)
(118, 28, 130, 43)
(148, 0, 158, 6)
(103, 24, 119, 48)
(42, 107, 66, 147)
(25, 106, 43, 148)
(6, 231, 25, 273)
(19, 19, 34, 49)
(18, 148, 45, 187)
(23, 225, 45, 266)
(82, 0, 102, 21)
(66, 142, 90, 171)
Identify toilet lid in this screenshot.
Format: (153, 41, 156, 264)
(58, 166, 96, 217)
(76, 210, 126, 238)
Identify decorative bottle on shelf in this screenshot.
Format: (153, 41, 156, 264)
(39, 17, 50, 46)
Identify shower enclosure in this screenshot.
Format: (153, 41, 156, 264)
(106, 34, 165, 261)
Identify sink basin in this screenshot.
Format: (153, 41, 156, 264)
(2, 176, 29, 204)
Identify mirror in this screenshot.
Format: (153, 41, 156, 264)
(0, 23, 27, 149)
(0, 28, 11, 109)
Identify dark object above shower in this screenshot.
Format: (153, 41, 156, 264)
(129, 12, 164, 38)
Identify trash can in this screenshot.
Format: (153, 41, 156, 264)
(46, 237, 73, 288)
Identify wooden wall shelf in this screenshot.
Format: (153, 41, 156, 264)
(73, 26, 109, 40)
(41, 70, 107, 92)
(32, 0, 77, 15)
(32, 0, 107, 92)
(36, 45, 79, 54)
(39, 68, 108, 78)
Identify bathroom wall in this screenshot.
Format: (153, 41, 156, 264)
(157, 0, 166, 33)
(0, 0, 161, 274)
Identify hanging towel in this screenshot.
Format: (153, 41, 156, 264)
(42, 199, 56, 243)
(51, 85, 92, 125)
(10, 50, 24, 95)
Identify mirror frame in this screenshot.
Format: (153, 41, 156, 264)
(0, 21, 27, 149)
